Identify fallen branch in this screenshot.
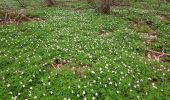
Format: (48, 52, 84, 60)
(0, 10, 46, 25)
(145, 49, 170, 62)
(146, 49, 170, 56)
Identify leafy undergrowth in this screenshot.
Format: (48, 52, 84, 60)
(0, 0, 170, 100)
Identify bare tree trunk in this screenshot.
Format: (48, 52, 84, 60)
(87, 0, 94, 4)
(95, 0, 111, 14)
(44, 0, 55, 7)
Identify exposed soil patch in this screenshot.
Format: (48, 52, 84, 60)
(140, 32, 157, 45)
(147, 29, 157, 36)
(80, 63, 92, 68)
(145, 49, 170, 62)
(43, 0, 65, 7)
(128, 19, 170, 63)
(162, 57, 170, 63)
(128, 20, 152, 33)
(51, 59, 67, 69)
(111, 0, 129, 7)
(74, 68, 86, 78)
(73, 8, 84, 13)
(97, 29, 111, 36)
(128, 20, 157, 45)
(30, 17, 46, 22)
(0, 10, 46, 25)
(157, 15, 170, 25)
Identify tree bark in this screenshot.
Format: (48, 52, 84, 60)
(87, 0, 94, 4)
(44, 0, 55, 7)
(95, 0, 111, 14)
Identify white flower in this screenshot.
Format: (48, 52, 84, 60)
(116, 90, 120, 94)
(97, 77, 100, 79)
(78, 85, 80, 88)
(82, 91, 86, 95)
(29, 91, 31, 93)
(115, 83, 117, 87)
(48, 82, 51, 86)
(90, 83, 92, 86)
(105, 64, 109, 69)
(95, 93, 98, 96)
(30, 87, 33, 90)
(34, 96, 37, 99)
(108, 77, 111, 80)
(145, 92, 148, 95)
(12, 96, 17, 100)
(128, 83, 131, 86)
(18, 93, 21, 96)
(20, 82, 23, 85)
(84, 97, 87, 100)
(28, 93, 31, 97)
(77, 94, 80, 97)
(100, 71, 103, 74)
(68, 86, 70, 89)
(109, 82, 112, 85)
(122, 76, 125, 79)
(71, 90, 74, 93)
(148, 77, 152, 80)
(7, 84, 10, 87)
(91, 71, 95, 74)
(29, 79, 32, 82)
(9, 91, 12, 94)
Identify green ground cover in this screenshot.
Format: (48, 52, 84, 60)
(0, 0, 170, 99)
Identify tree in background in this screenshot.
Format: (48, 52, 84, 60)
(87, 0, 95, 4)
(95, 0, 111, 14)
(94, 0, 129, 14)
(44, 0, 56, 7)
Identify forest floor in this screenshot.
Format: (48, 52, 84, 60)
(0, 0, 170, 99)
